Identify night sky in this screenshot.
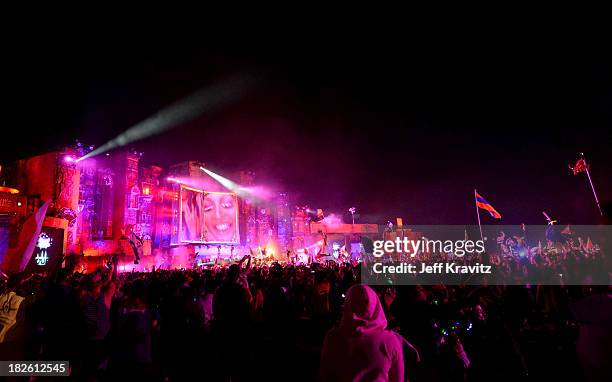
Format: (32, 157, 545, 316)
(4, 29, 611, 225)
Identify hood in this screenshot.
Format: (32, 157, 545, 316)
(341, 284, 387, 334)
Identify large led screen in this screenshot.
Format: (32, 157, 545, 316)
(179, 185, 239, 244)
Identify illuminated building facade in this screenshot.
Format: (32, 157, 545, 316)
(1, 145, 380, 272)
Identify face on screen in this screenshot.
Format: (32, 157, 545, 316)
(182, 190, 203, 242)
(203, 193, 237, 242)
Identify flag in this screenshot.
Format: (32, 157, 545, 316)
(561, 225, 572, 235)
(0, 200, 51, 274)
(128, 231, 143, 263)
(569, 155, 603, 216)
(537, 241, 542, 254)
(569, 158, 589, 176)
(585, 237, 594, 251)
(475, 191, 501, 219)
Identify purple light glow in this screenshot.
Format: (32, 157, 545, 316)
(321, 213, 344, 228)
(238, 185, 276, 200)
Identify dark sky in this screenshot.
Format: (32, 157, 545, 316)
(4, 29, 611, 225)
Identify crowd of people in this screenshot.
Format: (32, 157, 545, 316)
(1, 241, 611, 381)
(363, 228, 610, 288)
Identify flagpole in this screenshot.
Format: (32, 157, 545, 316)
(582, 155, 603, 216)
(474, 189, 484, 242)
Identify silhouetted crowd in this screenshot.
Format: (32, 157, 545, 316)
(1, 252, 611, 381)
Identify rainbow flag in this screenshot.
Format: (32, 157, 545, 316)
(475, 191, 501, 219)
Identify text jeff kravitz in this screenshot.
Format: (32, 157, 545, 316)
(372, 262, 492, 274)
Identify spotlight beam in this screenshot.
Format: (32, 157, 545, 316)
(77, 74, 260, 162)
(200, 167, 267, 203)
(200, 167, 239, 192)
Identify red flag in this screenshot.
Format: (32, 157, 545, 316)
(585, 237, 594, 251)
(569, 158, 589, 176)
(561, 225, 572, 235)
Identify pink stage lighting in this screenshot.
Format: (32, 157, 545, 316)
(237, 185, 275, 201)
(166, 176, 204, 190)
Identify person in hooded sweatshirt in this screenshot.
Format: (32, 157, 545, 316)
(321, 284, 405, 382)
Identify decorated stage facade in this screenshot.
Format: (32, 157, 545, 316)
(0, 144, 383, 273)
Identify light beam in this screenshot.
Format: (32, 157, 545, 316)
(77, 74, 259, 162)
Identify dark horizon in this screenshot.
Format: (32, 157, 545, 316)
(4, 36, 611, 225)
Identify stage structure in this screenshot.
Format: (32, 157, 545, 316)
(0, 144, 382, 273)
